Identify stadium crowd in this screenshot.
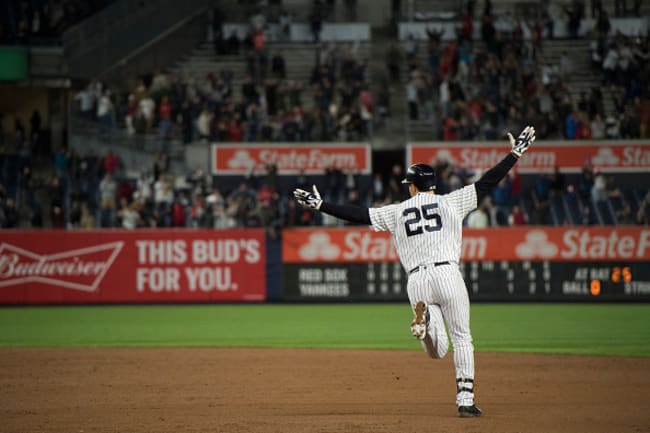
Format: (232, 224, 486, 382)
(74, 30, 374, 144)
(2, 139, 649, 231)
(399, 1, 650, 141)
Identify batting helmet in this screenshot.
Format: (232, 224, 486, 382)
(401, 163, 437, 191)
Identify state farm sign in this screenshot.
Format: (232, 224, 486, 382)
(282, 227, 650, 263)
(212, 143, 371, 175)
(0, 230, 266, 304)
(408, 142, 650, 173)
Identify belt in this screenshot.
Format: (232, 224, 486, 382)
(408, 261, 451, 275)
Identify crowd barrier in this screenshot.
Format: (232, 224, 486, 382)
(1, 227, 649, 304)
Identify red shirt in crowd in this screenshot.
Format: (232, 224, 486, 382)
(104, 151, 117, 174)
(510, 207, 527, 225)
(253, 31, 265, 51)
(172, 202, 186, 227)
(467, 98, 483, 122)
(228, 121, 243, 142)
(577, 122, 593, 139)
(443, 116, 457, 141)
(257, 184, 273, 205)
(159, 97, 172, 121)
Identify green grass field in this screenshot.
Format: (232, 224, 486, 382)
(0, 304, 648, 356)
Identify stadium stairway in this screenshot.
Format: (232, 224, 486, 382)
(166, 39, 371, 111)
(537, 38, 614, 116)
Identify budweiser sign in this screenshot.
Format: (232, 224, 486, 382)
(0, 229, 266, 305)
(0, 242, 123, 292)
(408, 142, 650, 173)
(283, 227, 650, 262)
(212, 143, 371, 175)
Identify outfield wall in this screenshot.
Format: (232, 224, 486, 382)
(0, 227, 649, 304)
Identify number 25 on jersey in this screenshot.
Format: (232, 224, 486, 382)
(403, 204, 443, 237)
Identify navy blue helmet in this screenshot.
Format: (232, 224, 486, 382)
(401, 163, 437, 191)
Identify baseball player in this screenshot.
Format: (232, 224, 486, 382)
(294, 126, 535, 417)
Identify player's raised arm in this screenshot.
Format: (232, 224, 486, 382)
(474, 125, 535, 202)
(293, 185, 372, 225)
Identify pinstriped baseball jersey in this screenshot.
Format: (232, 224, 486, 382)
(369, 185, 477, 271)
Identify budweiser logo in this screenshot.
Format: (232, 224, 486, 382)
(0, 242, 123, 292)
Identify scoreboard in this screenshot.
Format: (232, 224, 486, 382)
(283, 261, 650, 301)
(460, 261, 650, 300)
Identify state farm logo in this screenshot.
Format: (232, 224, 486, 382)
(515, 230, 558, 259)
(514, 229, 650, 260)
(299, 232, 341, 260)
(295, 230, 398, 262)
(591, 147, 619, 166)
(0, 242, 123, 292)
(227, 150, 256, 169)
(433, 149, 457, 165)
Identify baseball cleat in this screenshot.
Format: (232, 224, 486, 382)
(410, 301, 428, 340)
(458, 405, 482, 418)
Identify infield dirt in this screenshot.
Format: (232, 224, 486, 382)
(0, 348, 648, 433)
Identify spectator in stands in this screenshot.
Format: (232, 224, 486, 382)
(79, 203, 95, 229)
(118, 198, 139, 229)
(591, 114, 606, 139)
(404, 34, 418, 64)
(636, 192, 650, 225)
(406, 77, 418, 120)
(576, 112, 593, 139)
(171, 197, 187, 227)
(467, 201, 489, 228)
(2, 198, 18, 228)
(591, 169, 608, 203)
(371, 173, 385, 204)
(565, 111, 578, 139)
(605, 115, 620, 138)
(492, 177, 512, 220)
(154, 175, 173, 215)
(139, 93, 156, 132)
(97, 89, 114, 134)
(564, 1, 583, 39)
(54, 149, 69, 178)
(532, 196, 551, 225)
(535, 172, 552, 202)
(158, 96, 173, 141)
(616, 202, 635, 225)
(98, 173, 117, 227)
(620, 107, 641, 138)
(508, 205, 527, 226)
(103, 150, 118, 175)
(578, 161, 595, 199)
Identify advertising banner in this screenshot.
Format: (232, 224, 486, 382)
(282, 227, 650, 301)
(0, 230, 266, 304)
(212, 143, 371, 175)
(407, 142, 650, 173)
(283, 227, 650, 262)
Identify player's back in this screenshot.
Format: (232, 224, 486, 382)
(369, 185, 477, 272)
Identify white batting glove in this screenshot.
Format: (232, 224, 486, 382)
(507, 125, 536, 158)
(293, 185, 323, 210)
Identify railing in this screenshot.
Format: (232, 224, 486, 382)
(62, 0, 213, 80)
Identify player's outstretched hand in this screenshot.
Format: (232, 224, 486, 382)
(293, 185, 323, 210)
(507, 125, 535, 158)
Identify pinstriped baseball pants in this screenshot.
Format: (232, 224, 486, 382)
(407, 262, 475, 406)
